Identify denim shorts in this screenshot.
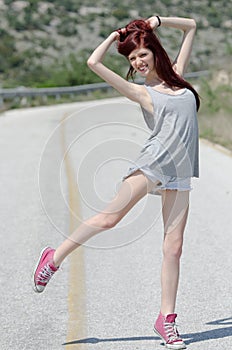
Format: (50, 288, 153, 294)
(139, 165, 192, 195)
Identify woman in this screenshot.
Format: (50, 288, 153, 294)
(33, 15, 199, 350)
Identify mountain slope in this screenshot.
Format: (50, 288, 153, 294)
(0, 0, 231, 87)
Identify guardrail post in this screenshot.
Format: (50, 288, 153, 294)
(42, 95, 48, 103)
(21, 97, 28, 106)
(0, 96, 3, 108)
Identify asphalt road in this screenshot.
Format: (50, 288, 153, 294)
(0, 98, 231, 350)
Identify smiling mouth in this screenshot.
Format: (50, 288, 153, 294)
(137, 65, 148, 73)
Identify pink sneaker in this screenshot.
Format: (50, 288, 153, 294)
(33, 247, 58, 293)
(154, 312, 186, 349)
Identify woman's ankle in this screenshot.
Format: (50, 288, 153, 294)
(53, 250, 62, 267)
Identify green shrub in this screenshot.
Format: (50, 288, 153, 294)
(200, 79, 220, 114)
(57, 18, 78, 36)
(0, 31, 23, 72)
(111, 8, 129, 21)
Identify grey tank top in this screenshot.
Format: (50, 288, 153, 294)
(126, 85, 199, 179)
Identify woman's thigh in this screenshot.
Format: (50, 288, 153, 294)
(102, 170, 159, 221)
(161, 190, 190, 236)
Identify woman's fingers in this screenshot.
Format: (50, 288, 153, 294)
(146, 16, 159, 30)
(116, 27, 126, 38)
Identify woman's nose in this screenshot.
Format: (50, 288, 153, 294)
(136, 57, 142, 66)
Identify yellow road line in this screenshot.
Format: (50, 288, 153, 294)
(60, 113, 86, 349)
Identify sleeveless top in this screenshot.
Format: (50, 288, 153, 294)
(124, 84, 199, 182)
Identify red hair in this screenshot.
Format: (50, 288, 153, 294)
(117, 19, 200, 110)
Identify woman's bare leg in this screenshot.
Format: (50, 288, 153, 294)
(53, 171, 157, 266)
(160, 190, 189, 315)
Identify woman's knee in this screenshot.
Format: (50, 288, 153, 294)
(163, 234, 183, 260)
(92, 212, 122, 230)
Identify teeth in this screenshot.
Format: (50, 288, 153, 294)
(138, 65, 148, 72)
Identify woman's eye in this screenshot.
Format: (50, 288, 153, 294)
(140, 53, 147, 57)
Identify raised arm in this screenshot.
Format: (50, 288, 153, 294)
(147, 16, 197, 76)
(87, 32, 145, 103)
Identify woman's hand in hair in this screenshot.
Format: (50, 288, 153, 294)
(116, 27, 126, 35)
(146, 16, 160, 30)
(116, 27, 126, 41)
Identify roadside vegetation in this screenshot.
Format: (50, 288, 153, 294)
(198, 70, 232, 151)
(0, 1, 232, 151)
(0, 0, 232, 88)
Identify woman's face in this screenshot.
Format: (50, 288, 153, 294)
(128, 47, 155, 77)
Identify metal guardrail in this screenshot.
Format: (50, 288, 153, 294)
(0, 82, 111, 99)
(0, 71, 209, 102)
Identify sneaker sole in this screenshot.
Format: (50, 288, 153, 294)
(154, 328, 186, 350)
(32, 246, 51, 293)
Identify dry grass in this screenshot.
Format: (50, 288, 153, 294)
(198, 76, 232, 151)
(198, 111, 232, 151)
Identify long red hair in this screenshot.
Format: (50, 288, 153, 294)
(117, 19, 200, 110)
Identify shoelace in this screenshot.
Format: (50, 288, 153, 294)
(164, 321, 183, 343)
(36, 263, 55, 284)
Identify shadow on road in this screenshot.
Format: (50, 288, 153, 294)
(183, 327, 232, 345)
(206, 316, 232, 326)
(63, 317, 232, 346)
(63, 335, 159, 346)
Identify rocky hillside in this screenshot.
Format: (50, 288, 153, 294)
(0, 0, 232, 87)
